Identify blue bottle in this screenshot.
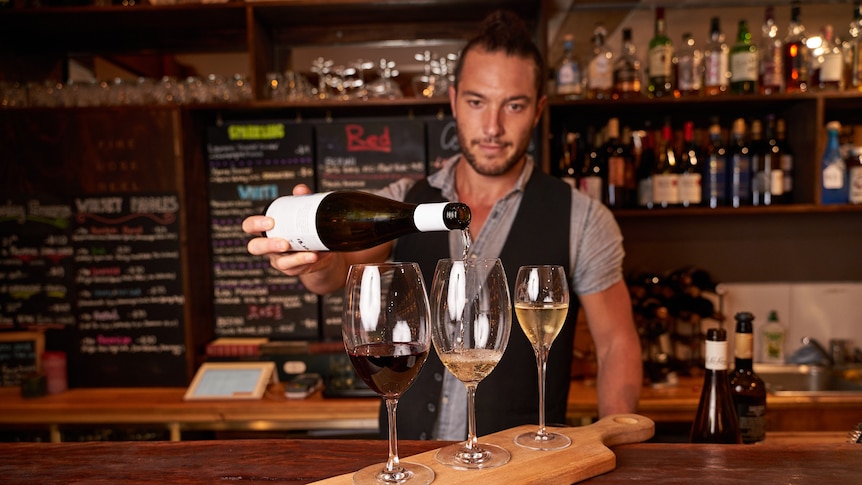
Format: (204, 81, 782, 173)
(821, 121, 848, 204)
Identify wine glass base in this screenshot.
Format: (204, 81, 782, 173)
(434, 442, 511, 470)
(352, 461, 434, 485)
(514, 430, 572, 451)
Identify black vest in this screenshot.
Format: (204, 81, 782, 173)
(387, 169, 580, 440)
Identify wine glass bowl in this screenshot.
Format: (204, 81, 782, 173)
(342, 262, 434, 484)
(430, 258, 512, 469)
(513, 265, 572, 451)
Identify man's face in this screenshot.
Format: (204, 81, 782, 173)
(450, 48, 546, 176)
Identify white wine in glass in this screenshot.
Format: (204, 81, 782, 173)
(431, 258, 512, 469)
(513, 264, 572, 451)
(343, 262, 434, 484)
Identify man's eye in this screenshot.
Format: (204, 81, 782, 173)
(508, 103, 525, 112)
(467, 99, 482, 107)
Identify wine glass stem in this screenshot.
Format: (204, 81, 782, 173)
(384, 398, 402, 473)
(535, 347, 550, 437)
(464, 382, 479, 450)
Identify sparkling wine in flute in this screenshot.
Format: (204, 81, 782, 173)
(438, 348, 503, 384)
(514, 302, 568, 349)
(513, 265, 572, 451)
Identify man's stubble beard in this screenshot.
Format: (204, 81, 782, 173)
(457, 125, 530, 177)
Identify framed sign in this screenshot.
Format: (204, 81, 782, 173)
(0, 332, 45, 387)
(183, 362, 277, 401)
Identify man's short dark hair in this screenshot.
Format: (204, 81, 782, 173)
(453, 10, 545, 99)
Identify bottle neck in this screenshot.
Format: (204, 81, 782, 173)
(705, 339, 729, 372)
(734, 329, 754, 371)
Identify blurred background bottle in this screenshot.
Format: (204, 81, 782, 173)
(648, 7, 674, 98)
(776, 118, 795, 204)
(704, 118, 728, 208)
(652, 119, 679, 208)
(613, 28, 642, 99)
(587, 24, 614, 100)
(811, 24, 843, 91)
(636, 125, 657, 209)
(729, 312, 766, 444)
(604, 117, 631, 208)
(759, 6, 783, 94)
(556, 34, 584, 99)
(783, 1, 810, 93)
(728, 118, 752, 207)
(821, 121, 848, 204)
(849, 1, 862, 91)
(704, 17, 730, 96)
(674, 33, 703, 97)
(762, 310, 786, 363)
(678, 120, 703, 207)
(730, 19, 758, 94)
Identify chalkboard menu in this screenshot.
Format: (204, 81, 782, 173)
(0, 196, 75, 330)
(316, 119, 428, 339)
(71, 193, 186, 387)
(206, 121, 319, 340)
(0, 332, 45, 387)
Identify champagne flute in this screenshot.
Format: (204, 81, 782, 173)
(513, 264, 572, 451)
(343, 262, 434, 485)
(430, 258, 512, 469)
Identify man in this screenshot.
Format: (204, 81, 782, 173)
(243, 10, 641, 440)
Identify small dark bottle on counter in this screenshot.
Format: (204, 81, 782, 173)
(730, 312, 767, 444)
(690, 328, 742, 444)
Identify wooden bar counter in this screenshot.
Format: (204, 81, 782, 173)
(0, 434, 857, 484)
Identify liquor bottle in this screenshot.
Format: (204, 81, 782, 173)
(759, 115, 785, 206)
(652, 120, 680, 208)
(849, 1, 862, 91)
(636, 126, 657, 209)
(811, 25, 843, 91)
(729, 19, 758, 94)
(580, 129, 605, 202)
(556, 34, 584, 99)
(821, 121, 848, 204)
(559, 131, 580, 188)
(849, 146, 862, 204)
(674, 33, 703, 96)
(728, 118, 752, 208)
(704, 17, 730, 96)
(587, 24, 614, 100)
(783, 1, 810, 93)
(604, 117, 630, 208)
(264, 191, 471, 251)
(749, 119, 769, 206)
(613, 28, 642, 99)
(759, 5, 784, 94)
(647, 7, 674, 98)
(690, 328, 742, 444)
(678, 120, 703, 207)
(704, 117, 728, 208)
(776, 118, 794, 204)
(730, 312, 767, 444)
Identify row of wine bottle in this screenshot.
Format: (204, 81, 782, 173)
(554, 1, 862, 100)
(557, 115, 795, 210)
(691, 313, 767, 445)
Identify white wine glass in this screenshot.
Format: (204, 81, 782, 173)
(513, 264, 572, 451)
(343, 262, 434, 485)
(430, 258, 512, 469)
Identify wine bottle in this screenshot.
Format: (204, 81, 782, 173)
(728, 118, 752, 208)
(613, 28, 642, 99)
(636, 126, 657, 209)
(849, 1, 862, 91)
(604, 117, 630, 208)
(264, 191, 471, 251)
(730, 312, 766, 444)
(762, 114, 785, 205)
(759, 6, 783, 95)
(776, 118, 794, 204)
(647, 6, 674, 98)
(729, 19, 758, 94)
(749, 119, 769, 206)
(704, 118, 728, 208)
(704, 17, 730, 96)
(690, 328, 742, 444)
(587, 23, 614, 100)
(579, 127, 605, 202)
(821, 121, 847, 204)
(783, 1, 810, 93)
(678, 120, 703, 207)
(849, 146, 862, 204)
(652, 120, 680, 208)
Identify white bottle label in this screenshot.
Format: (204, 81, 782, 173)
(730, 51, 758, 82)
(649, 45, 673, 77)
(589, 56, 613, 90)
(679, 173, 702, 204)
(413, 202, 452, 232)
(705, 340, 728, 370)
(823, 163, 844, 189)
(264, 192, 330, 251)
(705, 51, 729, 87)
(821, 53, 843, 82)
(652, 173, 680, 205)
(770, 169, 784, 196)
(850, 166, 862, 203)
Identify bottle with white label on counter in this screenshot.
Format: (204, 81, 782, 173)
(264, 191, 471, 251)
(761, 310, 786, 363)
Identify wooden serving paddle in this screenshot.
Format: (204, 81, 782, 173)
(312, 413, 654, 484)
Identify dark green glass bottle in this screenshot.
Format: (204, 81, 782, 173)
(730, 20, 758, 94)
